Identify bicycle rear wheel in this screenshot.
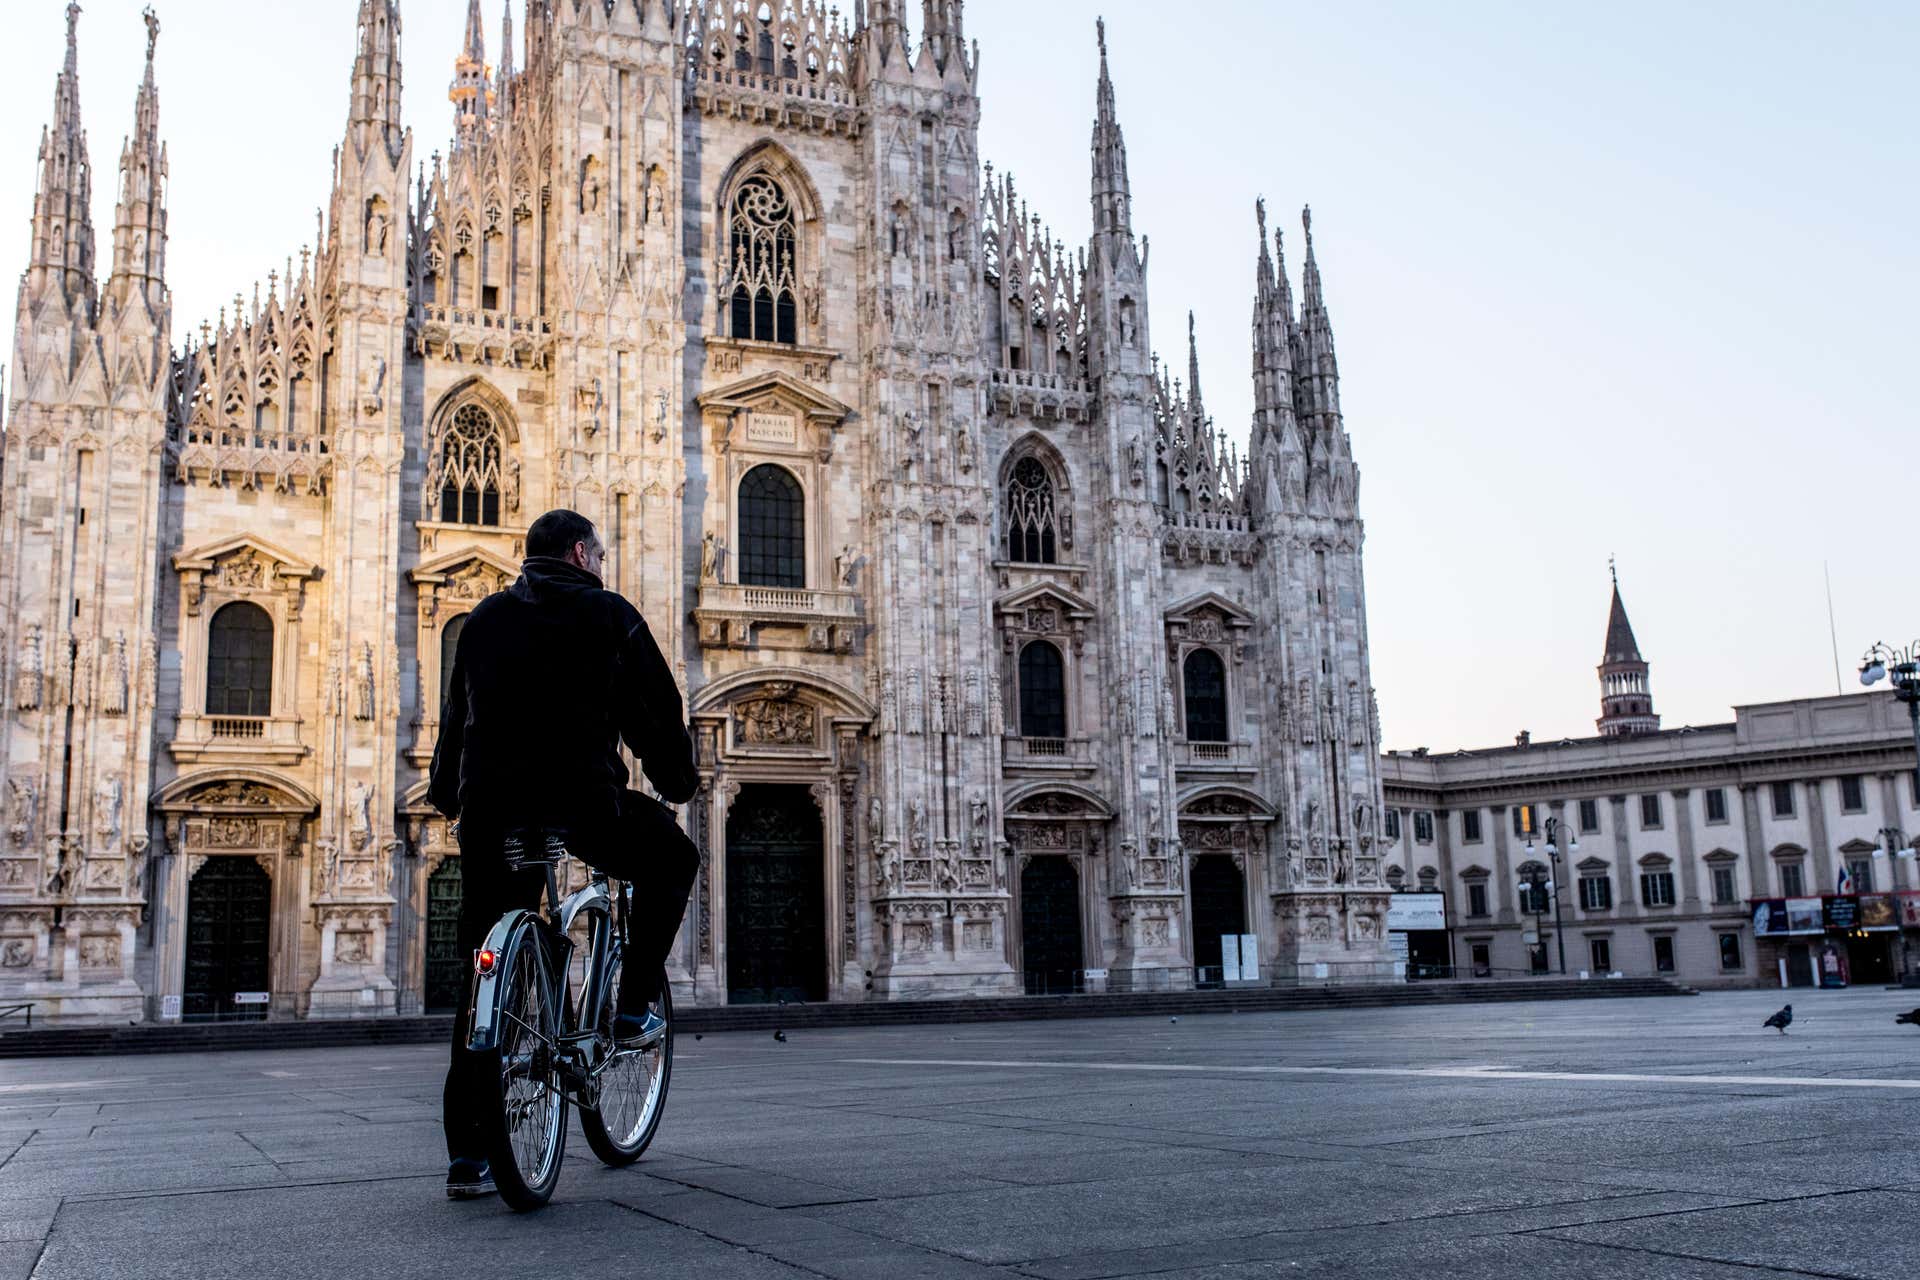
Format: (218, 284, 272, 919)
(580, 960, 672, 1167)
(482, 930, 567, 1209)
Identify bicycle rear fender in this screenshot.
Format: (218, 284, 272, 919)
(557, 880, 610, 934)
(465, 910, 543, 1053)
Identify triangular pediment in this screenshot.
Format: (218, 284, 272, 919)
(994, 580, 1097, 620)
(696, 370, 852, 423)
(408, 545, 520, 589)
(173, 532, 319, 580)
(1164, 590, 1255, 628)
(1458, 864, 1491, 879)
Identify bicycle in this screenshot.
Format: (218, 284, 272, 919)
(465, 828, 673, 1210)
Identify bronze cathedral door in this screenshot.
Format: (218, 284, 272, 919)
(725, 784, 826, 1004)
(183, 857, 271, 1021)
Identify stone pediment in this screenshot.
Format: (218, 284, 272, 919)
(1458, 864, 1491, 880)
(1164, 590, 1255, 628)
(173, 533, 320, 583)
(172, 534, 320, 616)
(1177, 786, 1276, 821)
(697, 371, 851, 460)
(1575, 856, 1612, 873)
(1005, 784, 1114, 822)
(993, 580, 1097, 623)
(408, 545, 519, 609)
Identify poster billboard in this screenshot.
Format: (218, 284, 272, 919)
(1858, 894, 1897, 931)
(1898, 892, 1920, 928)
(1752, 900, 1787, 936)
(1823, 896, 1860, 931)
(1785, 898, 1824, 934)
(1386, 894, 1447, 931)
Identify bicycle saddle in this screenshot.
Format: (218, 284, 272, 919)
(502, 828, 571, 867)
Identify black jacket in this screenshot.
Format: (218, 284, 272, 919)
(429, 558, 699, 836)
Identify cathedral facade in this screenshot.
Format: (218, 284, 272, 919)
(0, 1, 1388, 1022)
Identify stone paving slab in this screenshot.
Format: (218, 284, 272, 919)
(2, 989, 1918, 1278)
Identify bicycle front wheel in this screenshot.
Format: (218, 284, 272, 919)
(483, 929, 567, 1209)
(580, 961, 672, 1167)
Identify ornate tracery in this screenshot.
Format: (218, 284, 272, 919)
(431, 403, 507, 526)
(727, 175, 798, 345)
(1006, 457, 1058, 564)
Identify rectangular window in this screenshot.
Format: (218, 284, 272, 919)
(1589, 938, 1612, 973)
(1840, 776, 1865, 812)
(1520, 880, 1550, 914)
(1579, 876, 1612, 911)
(1849, 858, 1873, 893)
(1711, 865, 1737, 904)
(1770, 781, 1795, 818)
(1578, 799, 1600, 833)
(1718, 933, 1742, 971)
(1704, 788, 1728, 823)
(1512, 804, 1541, 839)
(481, 284, 499, 311)
(1778, 863, 1804, 897)
(1639, 794, 1661, 829)
(1414, 812, 1434, 843)
(1461, 810, 1482, 842)
(1466, 882, 1489, 917)
(1639, 871, 1676, 907)
(1652, 935, 1676, 974)
(1470, 942, 1491, 978)
(1383, 809, 1400, 841)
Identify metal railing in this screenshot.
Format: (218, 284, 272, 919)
(0, 1003, 33, 1028)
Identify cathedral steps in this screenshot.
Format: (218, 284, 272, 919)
(0, 977, 1692, 1058)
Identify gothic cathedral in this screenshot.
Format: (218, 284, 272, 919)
(1, 1, 1388, 1021)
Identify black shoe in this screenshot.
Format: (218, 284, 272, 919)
(612, 1010, 667, 1049)
(446, 1158, 495, 1200)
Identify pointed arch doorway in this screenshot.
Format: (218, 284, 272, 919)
(725, 783, 827, 1004)
(1190, 854, 1248, 985)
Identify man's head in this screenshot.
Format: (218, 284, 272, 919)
(526, 508, 604, 581)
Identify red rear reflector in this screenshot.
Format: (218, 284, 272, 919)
(475, 949, 497, 974)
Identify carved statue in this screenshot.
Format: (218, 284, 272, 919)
(735, 689, 814, 745)
(348, 781, 373, 851)
(908, 798, 927, 855)
(101, 632, 128, 716)
(352, 644, 375, 721)
(1296, 677, 1316, 744)
(1126, 436, 1144, 487)
(1161, 677, 1177, 739)
(986, 679, 1003, 737)
(8, 778, 37, 848)
(955, 424, 975, 474)
(963, 669, 984, 736)
(581, 157, 602, 213)
(94, 777, 123, 847)
(366, 202, 389, 255)
(1348, 680, 1366, 744)
(1119, 838, 1140, 889)
(359, 355, 386, 417)
(15, 623, 42, 711)
(700, 531, 725, 584)
(44, 837, 71, 899)
(866, 796, 884, 845)
(900, 411, 921, 475)
(879, 669, 897, 733)
(969, 790, 988, 831)
(1368, 686, 1382, 742)
(936, 845, 959, 891)
(903, 669, 924, 733)
(644, 168, 666, 225)
(1137, 670, 1157, 739)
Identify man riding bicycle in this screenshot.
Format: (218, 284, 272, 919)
(430, 508, 700, 1200)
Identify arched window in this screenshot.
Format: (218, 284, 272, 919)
(439, 614, 468, 719)
(1182, 649, 1228, 742)
(206, 601, 274, 717)
(739, 464, 804, 588)
(1018, 640, 1067, 739)
(1006, 457, 1058, 564)
(727, 175, 797, 344)
(437, 403, 504, 526)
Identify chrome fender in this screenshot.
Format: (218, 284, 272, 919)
(557, 879, 610, 934)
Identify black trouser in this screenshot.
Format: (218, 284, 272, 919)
(443, 790, 700, 1162)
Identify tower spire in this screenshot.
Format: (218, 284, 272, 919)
(451, 0, 491, 138)
(1089, 18, 1131, 239)
(1596, 568, 1659, 736)
(347, 0, 404, 162)
(1186, 311, 1205, 427)
(1297, 205, 1341, 444)
(24, 1, 96, 317)
(1249, 199, 1298, 454)
(106, 7, 167, 312)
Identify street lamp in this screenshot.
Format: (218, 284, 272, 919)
(1859, 640, 1920, 796)
(1523, 815, 1575, 975)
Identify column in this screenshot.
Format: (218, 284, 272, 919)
(1672, 789, 1700, 907)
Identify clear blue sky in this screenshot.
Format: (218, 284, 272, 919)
(3, 1, 1913, 750)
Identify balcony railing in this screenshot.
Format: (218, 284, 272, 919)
(1174, 739, 1255, 771)
(1005, 736, 1094, 767)
(209, 717, 267, 740)
(692, 582, 862, 653)
(697, 582, 859, 620)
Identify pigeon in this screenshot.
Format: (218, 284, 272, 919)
(772, 1029, 787, 1043)
(1763, 1004, 1792, 1034)
(1896, 1009, 1920, 1028)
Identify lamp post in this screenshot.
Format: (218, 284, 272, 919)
(1860, 640, 1920, 796)
(1523, 816, 1574, 975)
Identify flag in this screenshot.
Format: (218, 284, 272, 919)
(1837, 864, 1855, 895)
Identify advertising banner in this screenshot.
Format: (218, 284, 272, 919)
(1786, 898, 1824, 934)
(1823, 896, 1860, 931)
(1751, 899, 1788, 936)
(1858, 894, 1897, 931)
(1386, 894, 1447, 932)
(1898, 892, 1920, 928)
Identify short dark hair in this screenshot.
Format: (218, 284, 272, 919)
(526, 509, 597, 559)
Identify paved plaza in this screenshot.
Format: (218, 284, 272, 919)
(2, 989, 1918, 1279)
